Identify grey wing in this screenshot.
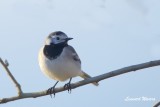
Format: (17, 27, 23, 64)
(66, 45, 81, 64)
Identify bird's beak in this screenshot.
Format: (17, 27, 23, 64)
(65, 37, 73, 41)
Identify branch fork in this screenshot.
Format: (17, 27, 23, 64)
(0, 58, 23, 96)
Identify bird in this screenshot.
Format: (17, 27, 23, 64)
(38, 31, 98, 96)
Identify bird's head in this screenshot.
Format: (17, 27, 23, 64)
(45, 31, 73, 46)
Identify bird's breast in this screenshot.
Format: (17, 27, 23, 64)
(38, 47, 81, 81)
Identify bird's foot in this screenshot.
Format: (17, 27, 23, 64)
(47, 86, 56, 98)
(64, 78, 72, 93)
(46, 81, 59, 98)
(64, 82, 72, 93)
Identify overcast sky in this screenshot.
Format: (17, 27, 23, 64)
(0, 0, 160, 107)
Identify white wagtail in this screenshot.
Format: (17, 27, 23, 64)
(38, 31, 98, 96)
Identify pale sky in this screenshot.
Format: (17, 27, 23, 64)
(0, 0, 160, 107)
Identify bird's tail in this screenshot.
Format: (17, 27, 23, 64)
(80, 71, 99, 86)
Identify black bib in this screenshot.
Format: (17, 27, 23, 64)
(43, 43, 67, 60)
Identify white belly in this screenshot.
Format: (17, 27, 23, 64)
(38, 47, 82, 81)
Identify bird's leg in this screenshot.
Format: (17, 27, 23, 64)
(47, 81, 59, 98)
(64, 78, 72, 93)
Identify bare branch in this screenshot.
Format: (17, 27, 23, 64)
(0, 59, 160, 104)
(0, 58, 23, 95)
(153, 101, 160, 107)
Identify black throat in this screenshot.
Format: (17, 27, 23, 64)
(43, 43, 67, 60)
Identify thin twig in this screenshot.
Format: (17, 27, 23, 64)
(153, 101, 160, 107)
(0, 59, 160, 104)
(0, 58, 23, 95)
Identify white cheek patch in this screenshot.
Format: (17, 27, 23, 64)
(45, 35, 67, 45)
(52, 38, 59, 44)
(51, 36, 66, 44)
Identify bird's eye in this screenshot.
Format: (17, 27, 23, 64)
(56, 37, 60, 40)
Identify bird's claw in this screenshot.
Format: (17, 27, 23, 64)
(47, 87, 56, 98)
(64, 83, 72, 93)
(47, 81, 59, 98)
